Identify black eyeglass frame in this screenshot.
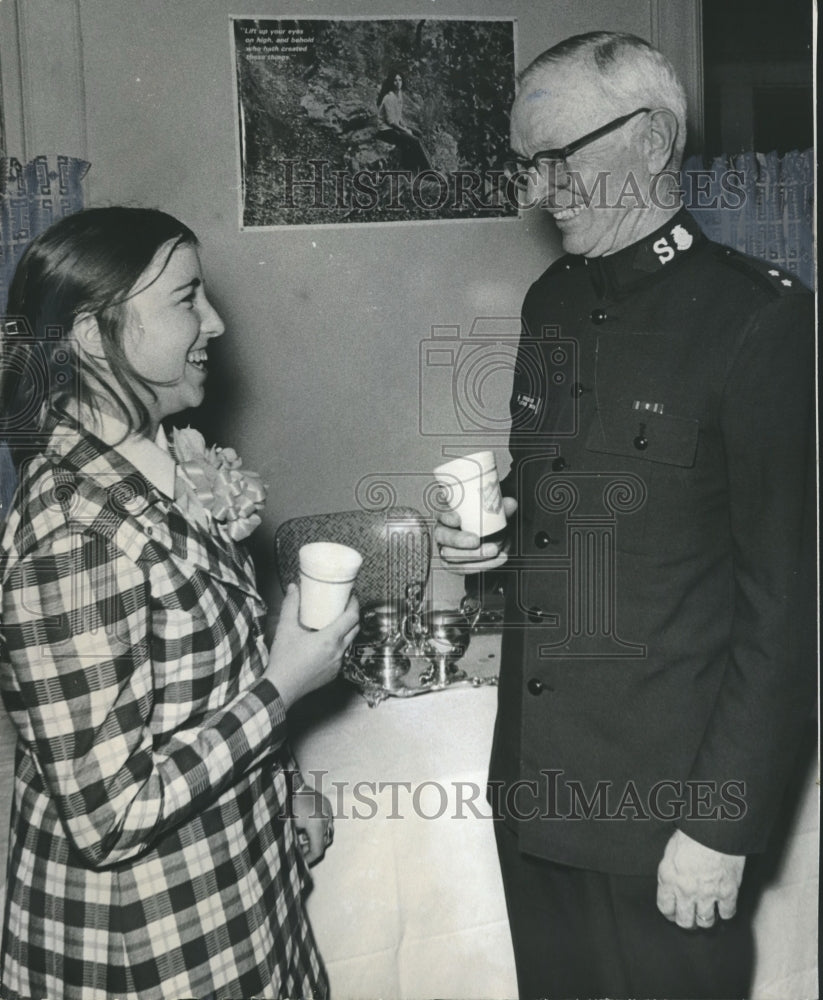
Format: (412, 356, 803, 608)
(504, 107, 652, 183)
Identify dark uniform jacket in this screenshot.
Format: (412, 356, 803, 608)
(488, 208, 816, 876)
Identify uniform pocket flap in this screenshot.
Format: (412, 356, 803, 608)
(586, 407, 699, 468)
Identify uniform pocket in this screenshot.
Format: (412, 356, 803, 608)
(584, 406, 703, 555)
(585, 406, 699, 468)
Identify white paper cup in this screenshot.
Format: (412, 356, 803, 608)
(298, 541, 363, 630)
(433, 450, 507, 538)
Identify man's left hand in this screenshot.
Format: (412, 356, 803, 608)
(656, 829, 746, 929)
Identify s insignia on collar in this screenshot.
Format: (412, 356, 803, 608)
(653, 223, 694, 265)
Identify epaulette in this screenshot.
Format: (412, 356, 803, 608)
(712, 244, 810, 298)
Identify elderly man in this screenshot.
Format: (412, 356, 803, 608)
(436, 32, 815, 1000)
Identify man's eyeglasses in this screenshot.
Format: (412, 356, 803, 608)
(503, 107, 651, 189)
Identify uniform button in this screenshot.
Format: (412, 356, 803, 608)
(590, 308, 608, 324)
(527, 606, 546, 624)
(527, 678, 547, 696)
(570, 382, 590, 397)
(534, 531, 556, 549)
(633, 422, 649, 450)
(552, 457, 567, 471)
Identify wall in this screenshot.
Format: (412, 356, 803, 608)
(1, 0, 701, 607)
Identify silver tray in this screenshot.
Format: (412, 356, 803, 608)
(342, 648, 497, 706)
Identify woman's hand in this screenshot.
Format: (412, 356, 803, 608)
(266, 584, 360, 709)
(292, 784, 335, 865)
(434, 497, 517, 574)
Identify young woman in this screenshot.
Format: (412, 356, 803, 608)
(0, 207, 358, 999)
(376, 69, 432, 172)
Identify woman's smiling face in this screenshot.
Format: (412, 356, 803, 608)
(121, 241, 225, 430)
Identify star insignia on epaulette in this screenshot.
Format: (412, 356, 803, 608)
(767, 269, 793, 287)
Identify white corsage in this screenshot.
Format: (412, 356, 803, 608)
(172, 426, 267, 542)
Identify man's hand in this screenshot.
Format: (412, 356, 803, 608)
(656, 829, 746, 929)
(434, 497, 517, 574)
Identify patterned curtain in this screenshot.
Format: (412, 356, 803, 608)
(682, 148, 814, 290)
(1, 154, 90, 308)
(1, 154, 90, 518)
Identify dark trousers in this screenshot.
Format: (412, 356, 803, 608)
(376, 127, 431, 172)
(494, 821, 755, 1000)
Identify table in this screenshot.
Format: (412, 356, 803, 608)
(290, 633, 517, 999)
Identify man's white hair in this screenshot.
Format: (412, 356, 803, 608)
(520, 32, 687, 168)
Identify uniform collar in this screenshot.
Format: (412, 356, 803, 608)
(583, 208, 704, 298)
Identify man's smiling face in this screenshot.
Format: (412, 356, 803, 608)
(510, 61, 656, 257)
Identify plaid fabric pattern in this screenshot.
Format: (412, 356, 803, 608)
(0, 412, 327, 1000)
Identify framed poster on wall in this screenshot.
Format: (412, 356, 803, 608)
(231, 15, 517, 228)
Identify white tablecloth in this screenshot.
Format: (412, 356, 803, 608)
(290, 633, 516, 999)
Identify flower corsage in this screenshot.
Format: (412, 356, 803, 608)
(172, 426, 267, 542)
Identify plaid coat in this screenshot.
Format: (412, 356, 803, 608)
(0, 411, 327, 1000)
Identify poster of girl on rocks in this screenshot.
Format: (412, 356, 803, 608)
(231, 16, 517, 227)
